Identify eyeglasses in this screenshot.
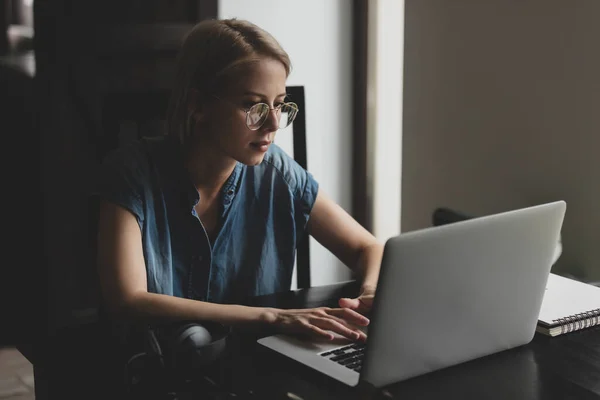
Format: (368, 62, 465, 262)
(212, 95, 299, 131)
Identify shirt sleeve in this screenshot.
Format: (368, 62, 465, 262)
(296, 168, 319, 227)
(276, 147, 319, 232)
(90, 144, 146, 226)
(260, 143, 320, 233)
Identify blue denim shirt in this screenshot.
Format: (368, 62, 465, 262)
(93, 136, 319, 304)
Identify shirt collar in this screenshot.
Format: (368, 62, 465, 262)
(159, 136, 243, 211)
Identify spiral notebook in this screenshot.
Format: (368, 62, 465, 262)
(536, 273, 600, 337)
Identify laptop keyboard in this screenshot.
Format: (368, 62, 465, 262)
(319, 343, 366, 372)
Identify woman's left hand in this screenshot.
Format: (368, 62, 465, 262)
(338, 286, 376, 316)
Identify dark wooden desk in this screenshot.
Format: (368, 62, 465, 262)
(219, 281, 600, 400)
(31, 281, 599, 399)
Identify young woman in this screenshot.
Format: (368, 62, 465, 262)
(94, 18, 383, 344)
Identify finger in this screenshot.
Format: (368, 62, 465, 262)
(356, 299, 373, 315)
(358, 330, 368, 342)
(318, 316, 367, 342)
(311, 317, 363, 341)
(302, 322, 335, 340)
(319, 312, 364, 333)
(341, 297, 373, 317)
(328, 307, 370, 326)
(338, 297, 361, 309)
(358, 296, 374, 308)
(339, 297, 373, 315)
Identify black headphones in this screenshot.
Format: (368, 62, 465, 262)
(126, 321, 230, 394)
(157, 321, 230, 375)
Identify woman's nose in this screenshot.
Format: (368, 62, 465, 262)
(261, 107, 279, 132)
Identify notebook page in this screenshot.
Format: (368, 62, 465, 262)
(538, 273, 600, 325)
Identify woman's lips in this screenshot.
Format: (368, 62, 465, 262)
(250, 140, 271, 152)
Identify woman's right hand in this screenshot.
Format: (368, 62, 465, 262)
(263, 307, 369, 342)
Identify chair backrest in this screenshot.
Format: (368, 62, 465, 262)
(98, 89, 170, 160)
(285, 86, 311, 289)
(97, 85, 311, 289)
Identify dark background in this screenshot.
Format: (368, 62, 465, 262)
(0, 0, 369, 351)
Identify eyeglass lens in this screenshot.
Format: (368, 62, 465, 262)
(246, 103, 298, 130)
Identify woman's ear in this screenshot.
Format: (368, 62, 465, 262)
(187, 89, 205, 122)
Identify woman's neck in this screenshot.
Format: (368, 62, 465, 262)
(184, 138, 237, 195)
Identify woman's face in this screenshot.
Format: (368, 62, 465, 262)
(195, 57, 288, 166)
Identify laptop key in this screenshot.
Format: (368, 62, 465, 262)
(347, 361, 362, 369)
(330, 352, 356, 362)
(338, 357, 358, 366)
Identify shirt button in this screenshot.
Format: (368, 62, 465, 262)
(227, 189, 234, 196)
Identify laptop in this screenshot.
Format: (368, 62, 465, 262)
(257, 201, 566, 388)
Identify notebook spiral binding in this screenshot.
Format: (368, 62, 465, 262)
(556, 309, 600, 335)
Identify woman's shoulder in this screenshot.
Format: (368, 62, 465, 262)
(262, 141, 289, 162)
(97, 136, 179, 194)
(258, 143, 317, 197)
(261, 142, 299, 176)
(93, 136, 175, 207)
(101, 136, 171, 169)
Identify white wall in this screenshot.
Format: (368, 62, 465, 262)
(367, 0, 404, 241)
(402, 0, 600, 282)
(219, 0, 354, 287)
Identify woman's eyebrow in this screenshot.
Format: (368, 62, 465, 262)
(243, 91, 288, 98)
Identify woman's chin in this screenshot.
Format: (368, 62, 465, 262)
(240, 153, 266, 166)
(249, 156, 266, 166)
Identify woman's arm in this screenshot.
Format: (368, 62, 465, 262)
(96, 200, 368, 340)
(306, 189, 385, 313)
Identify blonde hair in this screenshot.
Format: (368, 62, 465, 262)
(166, 18, 292, 144)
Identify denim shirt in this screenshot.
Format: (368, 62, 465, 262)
(93, 136, 319, 304)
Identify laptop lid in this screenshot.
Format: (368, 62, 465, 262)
(360, 201, 566, 387)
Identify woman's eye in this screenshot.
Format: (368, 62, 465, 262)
(243, 102, 259, 109)
(243, 100, 284, 109)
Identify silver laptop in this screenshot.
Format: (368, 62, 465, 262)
(257, 201, 566, 388)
